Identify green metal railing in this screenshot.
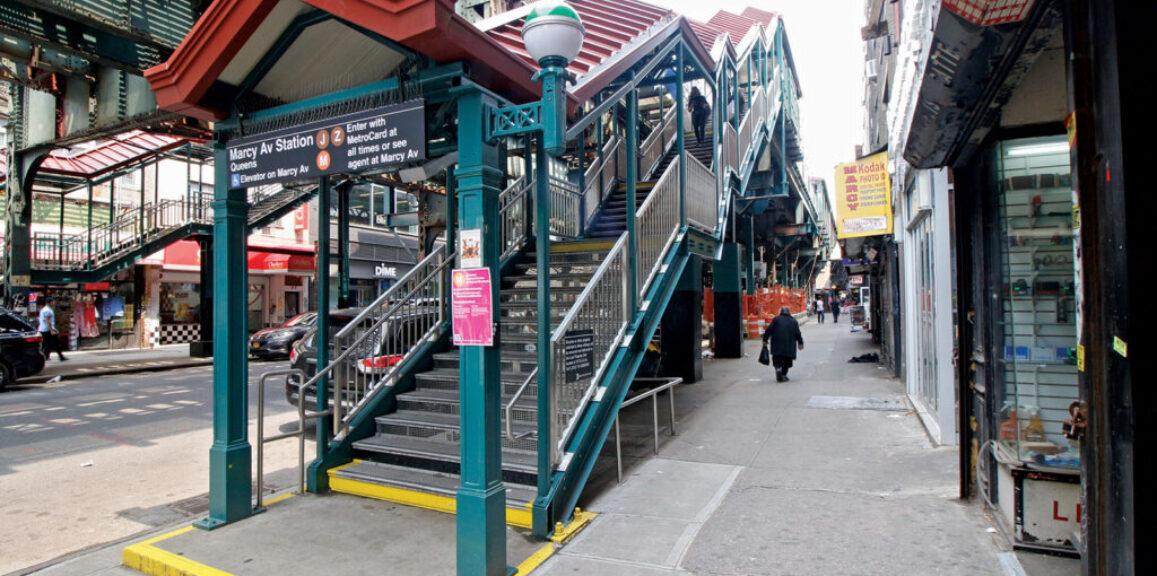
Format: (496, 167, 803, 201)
(321, 245, 455, 440)
(30, 183, 312, 273)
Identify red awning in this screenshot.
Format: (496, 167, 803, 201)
(143, 239, 314, 274)
(247, 251, 316, 274)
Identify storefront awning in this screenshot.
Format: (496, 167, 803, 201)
(248, 251, 315, 275)
(141, 239, 315, 274)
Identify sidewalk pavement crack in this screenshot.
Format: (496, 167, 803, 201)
(731, 482, 953, 501)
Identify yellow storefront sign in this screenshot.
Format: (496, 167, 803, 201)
(835, 151, 893, 239)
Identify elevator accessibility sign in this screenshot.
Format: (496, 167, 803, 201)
(226, 99, 426, 189)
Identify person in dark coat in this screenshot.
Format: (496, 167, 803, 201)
(762, 306, 804, 382)
(830, 296, 841, 324)
(688, 86, 710, 145)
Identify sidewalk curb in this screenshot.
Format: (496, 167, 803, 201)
(22, 359, 214, 385)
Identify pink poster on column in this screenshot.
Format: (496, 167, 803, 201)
(451, 268, 494, 346)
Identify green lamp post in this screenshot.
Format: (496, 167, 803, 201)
(457, 2, 585, 574)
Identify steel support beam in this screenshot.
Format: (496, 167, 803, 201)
(454, 86, 508, 576)
(197, 141, 252, 529)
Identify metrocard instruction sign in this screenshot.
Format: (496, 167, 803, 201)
(835, 151, 893, 239)
(226, 100, 426, 189)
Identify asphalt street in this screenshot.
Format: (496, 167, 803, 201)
(0, 361, 311, 574)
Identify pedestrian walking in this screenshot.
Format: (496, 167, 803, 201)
(815, 297, 825, 324)
(688, 86, 710, 145)
(38, 296, 69, 361)
(831, 296, 841, 324)
(761, 306, 803, 382)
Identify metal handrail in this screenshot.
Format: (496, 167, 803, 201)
(583, 158, 602, 226)
(29, 182, 312, 272)
(311, 246, 454, 439)
(505, 367, 538, 441)
(685, 154, 717, 234)
(634, 159, 681, 301)
(602, 138, 621, 196)
(613, 377, 681, 483)
(722, 123, 738, 177)
(549, 234, 630, 462)
(255, 369, 330, 509)
(639, 107, 676, 179)
(548, 176, 582, 238)
(500, 175, 532, 262)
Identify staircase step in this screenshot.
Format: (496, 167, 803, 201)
(352, 434, 538, 475)
(432, 350, 539, 373)
(503, 277, 591, 290)
(415, 369, 535, 394)
(549, 241, 615, 254)
(395, 388, 539, 418)
(331, 460, 538, 514)
(376, 409, 538, 439)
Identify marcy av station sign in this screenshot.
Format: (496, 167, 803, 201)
(227, 100, 426, 189)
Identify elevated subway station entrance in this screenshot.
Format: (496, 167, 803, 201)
(142, 0, 818, 573)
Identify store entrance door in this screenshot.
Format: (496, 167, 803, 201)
(285, 292, 300, 318)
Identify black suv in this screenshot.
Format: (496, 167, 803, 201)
(285, 306, 439, 409)
(0, 307, 47, 390)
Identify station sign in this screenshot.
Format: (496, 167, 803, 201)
(226, 99, 426, 189)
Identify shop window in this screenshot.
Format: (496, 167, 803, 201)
(394, 190, 418, 235)
(995, 135, 1079, 469)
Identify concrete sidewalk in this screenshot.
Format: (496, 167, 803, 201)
(17, 320, 1081, 576)
(21, 345, 213, 384)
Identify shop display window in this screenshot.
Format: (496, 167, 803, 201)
(160, 282, 200, 324)
(995, 136, 1080, 469)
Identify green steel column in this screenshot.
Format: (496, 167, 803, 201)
(198, 139, 252, 529)
(745, 215, 755, 295)
(454, 87, 507, 576)
(524, 135, 534, 241)
(713, 242, 743, 358)
(677, 44, 686, 225)
(658, 84, 665, 153)
(626, 90, 638, 309)
(193, 236, 214, 358)
(533, 136, 553, 511)
(308, 176, 333, 493)
(595, 116, 604, 193)
(338, 182, 350, 305)
(87, 183, 93, 264)
(577, 136, 586, 231)
(3, 151, 34, 307)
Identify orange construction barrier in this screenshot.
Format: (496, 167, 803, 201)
(745, 316, 765, 339)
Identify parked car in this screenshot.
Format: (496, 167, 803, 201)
(285, 305, 438, 409)
(0, 306, 47, 390)
(249, 312, 317, 360)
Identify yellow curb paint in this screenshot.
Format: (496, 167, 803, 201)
(513, 543, 556, 575)
(123, 526, 235, 576)
(551, 509, 597, 544)
(513, 510, 598, 574)
(327, 472, 534, 529)
(262, 492, 295, 506)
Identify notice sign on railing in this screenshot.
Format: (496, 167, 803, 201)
(563, 329, 595, 382)
(226, 100, 426, 189)
(451, 268, 494, 347)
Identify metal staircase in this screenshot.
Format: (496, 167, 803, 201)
(30, 182, 318, 283)
(295, 26, 803, 536)
(331, 245, 608, 527)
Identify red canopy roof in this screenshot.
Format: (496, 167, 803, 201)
(37, 131, 188, 178)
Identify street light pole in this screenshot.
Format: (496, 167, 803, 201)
(457, 2, 585, 573)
